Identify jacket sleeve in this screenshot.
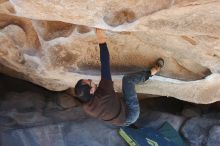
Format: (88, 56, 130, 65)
(99, 43, 112, 80)
(96, 79, 115, 95)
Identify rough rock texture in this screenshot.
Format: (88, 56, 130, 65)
(0, 91, 127, 146)
(207, 126, 220, 146)
(136, 111, 186, 130)
(0, 0, 220, 103)
(181, 114, 220, 146)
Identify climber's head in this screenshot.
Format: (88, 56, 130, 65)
(74, 79, 97, 103)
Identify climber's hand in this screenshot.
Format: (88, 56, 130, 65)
(96, 28, 106, 44)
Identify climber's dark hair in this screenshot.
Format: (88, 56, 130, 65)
(74, 79, 93, 103)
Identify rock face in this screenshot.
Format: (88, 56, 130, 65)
(181, 115, 220, 146)
(0, 0, 220, 103)
(0, 90, 126, 146)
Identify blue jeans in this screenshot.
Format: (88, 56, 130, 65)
(122, 70, 151, 126)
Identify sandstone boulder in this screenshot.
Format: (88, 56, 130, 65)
(0, 0, 219, 103)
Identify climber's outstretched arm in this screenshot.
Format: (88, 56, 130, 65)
(96, 28, 112, 80)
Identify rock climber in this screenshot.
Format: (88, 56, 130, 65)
(74, 28, 164, 126)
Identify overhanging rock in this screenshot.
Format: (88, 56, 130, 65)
(0, 0, 219, 103)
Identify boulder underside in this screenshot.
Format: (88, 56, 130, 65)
(0, 0, 220, 103)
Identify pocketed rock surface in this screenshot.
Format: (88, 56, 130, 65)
(0, 0, 220, 103)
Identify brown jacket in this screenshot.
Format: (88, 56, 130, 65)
(83, 79, 127, 126)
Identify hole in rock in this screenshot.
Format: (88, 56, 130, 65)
(0, 14, 41, 50)
(76, 25, 91, 34)
(103, 8, 137, 27)
(34, 20, 75, 41)
(0, 0, 8, 4)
